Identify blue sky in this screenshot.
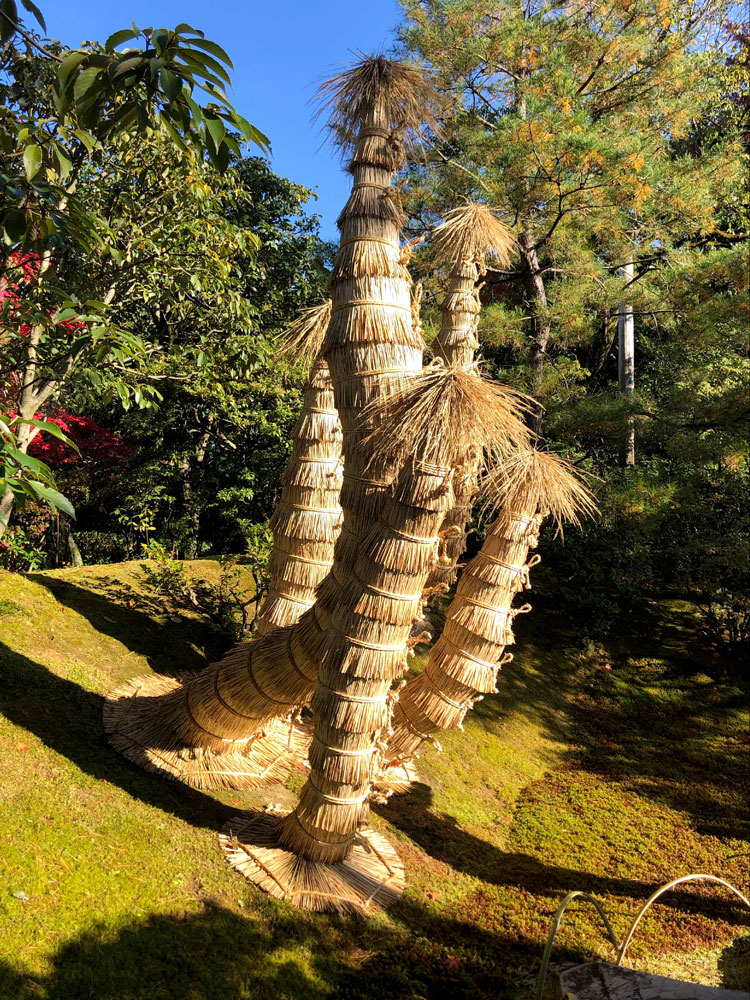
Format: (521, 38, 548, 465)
(40, 1, 404, 240)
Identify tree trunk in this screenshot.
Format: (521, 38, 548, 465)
(618, 261, 635, 466)
(66, 522, 84, 567)
(182, 426, 212, 559)
(518, 231, 550, 438)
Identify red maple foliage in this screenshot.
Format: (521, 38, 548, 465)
(2, 252, 132, 468)
(28, 409, 134, 467)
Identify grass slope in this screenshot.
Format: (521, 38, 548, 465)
(0, 562, 747, 999)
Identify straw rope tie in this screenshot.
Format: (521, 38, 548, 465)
(328, 622, 405, 652)
(506, 510, 540, 526)
(308, 778, 370, 806)
(458, 594, 515, 616)
(339, 235, 398, 250)
(342, 472, 391, 488)
(288, 502, 341, 514)
(438, 633, 501, 671)
(268, 589, 313, 607)
(287, 630, 317, 684)
(311, 734, 376, 757)
(330, 368, 410, 385)
(316, 678, 388, 704)
(349, 181, 391, 193)
(245, 649, 294, 708)
(395, 705, 435, 742)
(295, 456, 343, 466)
(474, 551, 526, 575)
(361, 581, 420, 602)
(282, 552, 332, 568)
(304, 406, 339, 415)
(423, 670, 469, 710)
(383, 523, 439, 546)
(286, 808, 354, 849)
(357, 125, 391, 140)
(184, 684, 241, 743)
(213, 670, 258, 720)
(330, 301, 412, 315)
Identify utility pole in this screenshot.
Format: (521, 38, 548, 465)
(618, 261, 635, 466)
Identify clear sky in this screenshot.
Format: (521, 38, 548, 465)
(39, 0, 404, 241)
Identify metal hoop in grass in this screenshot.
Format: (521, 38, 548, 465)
(615, 874, 750, 967)
(534, 891, 620, 1000)
(534, 875, 750, 1000)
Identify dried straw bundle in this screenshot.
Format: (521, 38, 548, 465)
(227, 367, 530, 911)
(314, 54, 439, 164)
(103, 674, 313, 791)
(103, 56, 433, 791)
(426, 204, 517, 591)
(257, 342, 343, 635)
(220, 807, 404, 915)
(380, 450, 596, 788)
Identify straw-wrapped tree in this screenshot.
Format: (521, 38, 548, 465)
(104, 56, 439, 790)
(220, 365, 531, 912)
(380, 450, 595, 786)
(256, 302, 343, 636)
(424, 204, 516, 593)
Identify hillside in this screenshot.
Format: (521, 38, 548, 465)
(0, 561, 747, 999)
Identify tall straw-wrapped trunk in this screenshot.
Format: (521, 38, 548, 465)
(220, 367, 531, 913)
(381, 450, 595, 785)
(103, 57, 431, 788)
(256, 348, 343, 636)
(425, 205, 516, 593)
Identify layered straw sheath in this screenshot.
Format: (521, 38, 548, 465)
(257, 343, 344, 636)
(104, 56, 430, 790)
(426, 205, 516, 593)
(381, 450, 596, 788)
(222, 364, 531, 912)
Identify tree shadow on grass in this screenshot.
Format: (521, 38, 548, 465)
(563, 653, 749, 842)
(495, 594, 749, 843)
(0, 897, 558, 1000)
(25, 572, 228, 672)
(0, 641, 235, 832)
(376, 783, 750, 928)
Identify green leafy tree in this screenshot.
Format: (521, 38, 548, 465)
(399, 0, 741, 434)
(0, 4, 267, 535)
(63, 153, 332, 561)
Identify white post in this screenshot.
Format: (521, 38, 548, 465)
(618, 261, 635, 466)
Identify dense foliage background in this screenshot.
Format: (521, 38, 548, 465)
(1, 1, 747, 661)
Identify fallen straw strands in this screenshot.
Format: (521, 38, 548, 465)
(219, 806, 405, 915)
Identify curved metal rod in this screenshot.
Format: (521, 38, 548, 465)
(534, 890, 621, 1000)
(616, 873, 750, 966)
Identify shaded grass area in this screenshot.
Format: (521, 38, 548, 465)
(0, 564, 747, 999)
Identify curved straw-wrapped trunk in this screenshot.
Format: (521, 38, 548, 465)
(256, 358, 343, 636)
(275, 459, 454, 867)
(383, 506, 543, 766)
(104, 63, 423, 774)
(426, 259, 483, 591)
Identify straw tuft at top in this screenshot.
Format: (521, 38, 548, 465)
(431, 204, 516, 269)
(277, 300, 333, 370)
(314, 55, 440, 159)
(362, 363, 533, 471)
(483, 448, 598, 536)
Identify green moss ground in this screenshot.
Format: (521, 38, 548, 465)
(0, 563, 747, 999)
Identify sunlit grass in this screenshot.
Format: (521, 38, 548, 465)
(0, 564, 746, 999)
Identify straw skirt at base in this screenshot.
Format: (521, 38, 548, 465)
(219, 806, 405, 914)
(104, 674, 313, 791)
